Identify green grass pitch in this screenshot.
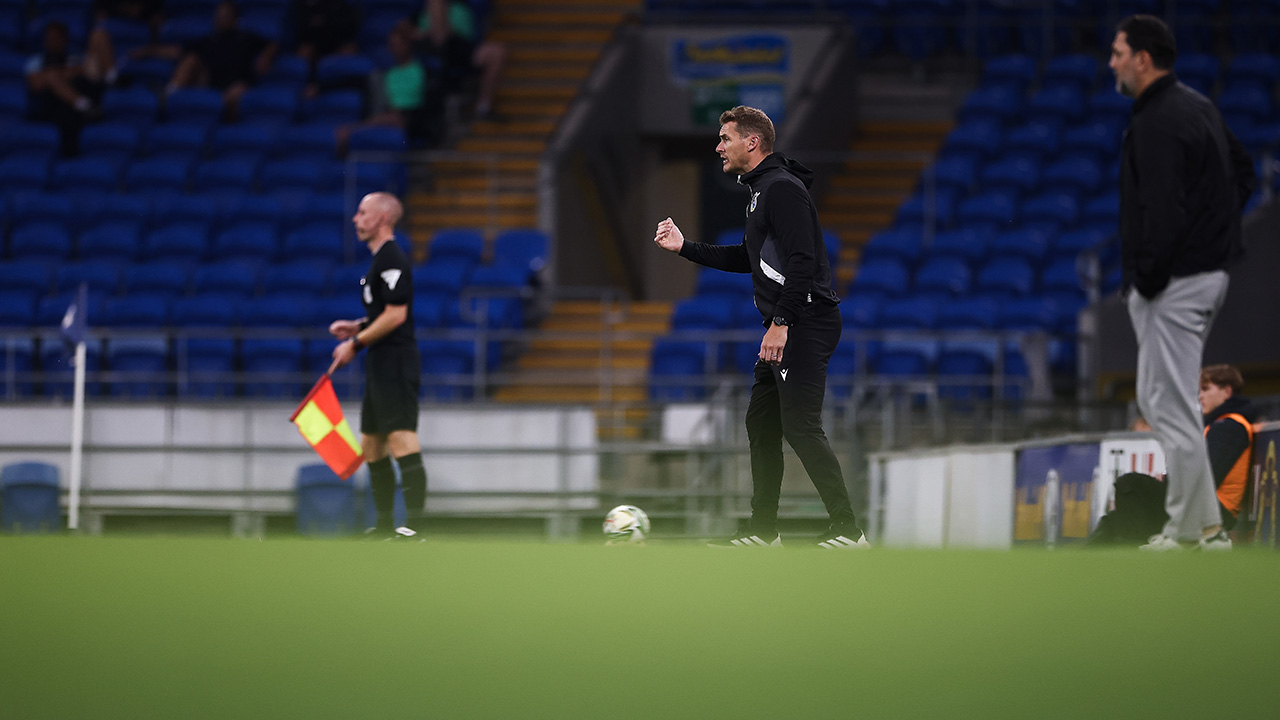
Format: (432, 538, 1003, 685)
(2, 536, 1278, 719)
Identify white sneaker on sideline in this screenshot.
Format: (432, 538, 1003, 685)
(1198, 530, 1232, 551)
(1139, 534, 1184, 551)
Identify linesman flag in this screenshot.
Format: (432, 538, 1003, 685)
(290, 375, 363, 479)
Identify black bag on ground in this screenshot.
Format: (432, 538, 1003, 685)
(1086, 472, 1169, 546)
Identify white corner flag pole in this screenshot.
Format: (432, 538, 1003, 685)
(68, 340, 86, 531)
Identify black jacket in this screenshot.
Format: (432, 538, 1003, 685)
(1204, 393, 1257, 489)
(679, 153, 839, 328)
(1120, 74, 1257, 299)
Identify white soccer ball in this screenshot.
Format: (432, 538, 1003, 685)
(602, 505, 650, 545)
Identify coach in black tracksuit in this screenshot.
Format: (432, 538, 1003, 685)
(654, 106, 866, 549)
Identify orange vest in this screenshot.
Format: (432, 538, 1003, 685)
(1205, 413, 1254, 515)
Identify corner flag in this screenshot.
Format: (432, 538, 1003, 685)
(290, 375, 363, 479)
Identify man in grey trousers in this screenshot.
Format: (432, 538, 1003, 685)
(1109, 15, 1256, 550)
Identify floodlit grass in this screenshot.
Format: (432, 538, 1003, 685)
(2, 536, 1277, 719)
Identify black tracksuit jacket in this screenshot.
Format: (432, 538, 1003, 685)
(1120, 74, 1257, 299)
(678, 153, 839, 327)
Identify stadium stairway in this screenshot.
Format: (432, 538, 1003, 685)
(820, 119, 952, 292)
(494, 299, 670, 439)
(406, 0, 641, 252)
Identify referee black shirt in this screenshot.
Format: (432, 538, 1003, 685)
(361, 239, 415, 347)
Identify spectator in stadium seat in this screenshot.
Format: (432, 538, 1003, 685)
(336, 27, 441, 153)
(290, 0, 361, 66)
(328, 192, 427, 540)
(654, 106, 866, 550)
(153, 1, 278, 119)
(1199, 364, 1258, 533)
(401, 0, 505, 120)
(25, 21, 117, 156)
(93, 0, 164, 31)
(1110, 15, 1257, 552)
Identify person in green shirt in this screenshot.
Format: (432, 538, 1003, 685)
(336, 27, 439, 152)
(400, 0, 504, 120)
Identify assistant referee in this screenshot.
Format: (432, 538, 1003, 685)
(330, 192, 427, 539)
(654, 106, 867, 550)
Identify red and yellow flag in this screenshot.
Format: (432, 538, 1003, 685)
(290, 375, 363, 479)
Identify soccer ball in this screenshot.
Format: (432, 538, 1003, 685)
(602, 505, 650, 545)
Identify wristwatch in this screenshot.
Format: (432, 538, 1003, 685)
(772, 316, 790, 327)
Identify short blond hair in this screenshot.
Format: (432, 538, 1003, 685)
(719, 105, 775, 153)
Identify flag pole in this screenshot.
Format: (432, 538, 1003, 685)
(68, 339, 86, 531)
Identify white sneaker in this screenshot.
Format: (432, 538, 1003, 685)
(1198, 530, 1232, 551)
(707, 530, 782, 547)
(817, 529, 871, 550)
(1139, 534, 1184, 551)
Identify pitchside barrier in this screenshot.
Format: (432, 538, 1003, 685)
(868, 421, 1280, 549)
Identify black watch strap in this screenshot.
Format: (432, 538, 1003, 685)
(772, 316, 790, 327)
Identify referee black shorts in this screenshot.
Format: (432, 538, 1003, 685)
(360, 343, 421, 435)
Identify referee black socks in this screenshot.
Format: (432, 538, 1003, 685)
(398, 452, 427, 516)
(368, 456, 396, 530)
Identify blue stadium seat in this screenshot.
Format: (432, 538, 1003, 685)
(1027, 83, 1086, 124)
(303, 192, 352, 227)
(102, 87, 160, 125)
(1004, 121, 1060, 159)
(348, 126, 407, 154)
(0, 462, 60, 533)
(975, 257, 1035, 297)
(928, 152, 980, 195)
(241, 337, 306, 398)
(876, 296, 938, 329)
(172, 294, 240, 327)
(212, 222, 278, 262)
(295, 464, 360, 536)
(851, 257, 909, 296)
(981, 54, 1037, 90)
(695, 266, 752, 300)
(671, 296, 734, 330)
(239, 87, 300, 124)
(262, 260, 333, 295)
(209, 123, 281, 159)
(241, 293, 312, 328)
(281, 223, 346, 263)
(1177, 52, 1220, 92)
(300, 90, 364, 124)
(995, 296, 1056, 330)
(165, 87, 224, 124)
(872, 344, 933, 378)
(895, 187, 958, 227)
(936, 346, 995, 401)
(0, 154, 49, 194)
(1020, 192, 1079, 229)
(979, 154, 1040, 193)
(0, 290, 37, 327)
(957, 190, 1017, 226)
(913, 256, 971, 296)
(1041, 155, 1103, 196)
(891, 3, 950, 60)
(124, 157, 191, 194)
(839, 292, 881, 329)
(989, 227, 1051, 265)
(937, 296, 998, 329)
(10, 222, 73, 263)
(217, 193, 286, 228)
(1040, 256, 1083, 295)
(1088, 88, 1132, 124)
(270, 122, 339, 161)
(418, 339, 476, 401)
(144, 123, 210, 158)
(861, 227, 924, 266)
(492, 228, 548, 274)
(143, 222, 210, 263)
(0, 334, 35, 395)
(315, 54, 376, 90)
(8, 191, 73, 226)
(1081, 191, 1119, 225)
(259, 54, 310, 91)
(50, 156, 124, 193)
(649, 338, 708, 402)
(715, 228, 744, 245)
(1217, 81, 1273, 122)
(0, 123, 59, 157)
(104, 294, 171, 327)
(943, 119, 1003, 157)
(79, 122, 141, 162)
(1041, 53, 1100, 92)
(1227, 52, 1280, 87)
(959, 84, 1023, 125)
(153, 194, 217, 228)
(192, 261, 260, 296)
(107, 336, 170, 397)
(415, 258, 474, 297)
(931, 225, 992, 265)
(1053, 226, 1110, 259)
(119, 56, 176, 87)
(191, 158, 261, 193)
(0, 80, 26, 121)
(429, 228, 485, 265)
(0, 260, 53, 296)
(55, 261, 121, 295)
(259, 158, 324, 192)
